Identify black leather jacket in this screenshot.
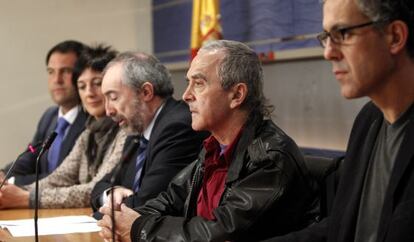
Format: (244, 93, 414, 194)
(131, 119, 318, 242)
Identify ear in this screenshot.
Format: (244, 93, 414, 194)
(229, 83, 248, 109)
(139, 82, 154, 101)
(386, 20, 409, 55)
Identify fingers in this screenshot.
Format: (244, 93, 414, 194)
(99, 226, 120, 241)
(97, 214, 123, 242)
(99, 205, 112, 216)
(97, 215, 113, 239)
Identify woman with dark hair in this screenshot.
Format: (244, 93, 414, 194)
(0, 45, 127, 208)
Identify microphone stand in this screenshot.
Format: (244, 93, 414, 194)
(34, 132, 57, 242)
(110, 136, 139, 242)
(0, 142, 42, 190)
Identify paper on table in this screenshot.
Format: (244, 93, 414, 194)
(0, 215, 101, 237)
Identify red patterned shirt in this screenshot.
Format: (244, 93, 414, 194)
(196, 130, 242, 220)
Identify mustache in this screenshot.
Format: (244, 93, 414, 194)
(111, 115, 124, 123)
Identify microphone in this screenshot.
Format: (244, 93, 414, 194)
(0, 141, 42, 190)
(37, 131, 58, 158)
(34, 132, 57, 242)
(110, 136, 139, 242)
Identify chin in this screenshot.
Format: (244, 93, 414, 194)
(191, 123, 205, 131)
(341, 89, 363, 100)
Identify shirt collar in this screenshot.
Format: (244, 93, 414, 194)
(203, 128, 244, 165)
(58, 105, 80, 125)
(142, 103, 164, 141)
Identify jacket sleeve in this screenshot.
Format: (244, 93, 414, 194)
(90, 171, 113, 211)
(260, 218, 328, 242)
(124, 120, 206, 208)
(130, 151, 304, 242)
(25, 130, 126, 208)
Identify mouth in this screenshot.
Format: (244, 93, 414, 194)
(119, 120, 126, 126)
(333, 70, 347, 79)
(53, 88, 65, 93)
(114, 117, 126, 127)
(87, 101, 102, 107)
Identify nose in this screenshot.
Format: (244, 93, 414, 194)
(323, 38, 342, 61)
(84, 84, 96, 97)
(182, 83, 194, 103)
(49, 71, 64, 84)
(105, 99, 115, 117)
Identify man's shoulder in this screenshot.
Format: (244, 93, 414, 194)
(242, 119, 302, 164)
(41, 106, 59, 119)
(350, 101, 383, 136)
(163, 98, 189, 114)
(357, 101, 381, 119)
(157, 98, 191, 125)
(256, 119, 296, 149)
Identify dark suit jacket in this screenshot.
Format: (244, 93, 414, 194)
(3, 106, 88, 185)
(265, 101, 414, 242)
(91, 98, 208, 212)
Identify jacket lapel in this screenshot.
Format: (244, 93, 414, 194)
(377, 110, 414, 241)
(58, 109, 88, 163)
(143, 97, 175, 173)
(330, 107, 382, 242)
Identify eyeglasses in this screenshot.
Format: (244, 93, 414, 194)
(317, 21, 383, 47)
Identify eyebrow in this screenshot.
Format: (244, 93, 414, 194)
(190, 73, 207, 81)
(324, 21, 348, 32)
(103, 90, 116, 96)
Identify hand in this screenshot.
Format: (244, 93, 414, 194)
(105, 187, 134, 211)
(97, 203, 140, 242)
(0, 184, 29, 209)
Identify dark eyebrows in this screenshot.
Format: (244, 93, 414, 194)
(190, 73, 207, 81)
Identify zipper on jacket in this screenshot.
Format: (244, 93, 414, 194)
(185, 162, 204, 219)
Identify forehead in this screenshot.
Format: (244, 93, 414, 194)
(47, 52, 77, 67)
(187, 49, 225, 78)
(78, 68, 102, 81)
(323, 0, 367, 29)
(102, 63, 124, 93)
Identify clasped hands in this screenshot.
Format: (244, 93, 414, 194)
(97, 187, 141, 242)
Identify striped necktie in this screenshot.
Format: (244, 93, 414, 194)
(132, 136, 149, 192)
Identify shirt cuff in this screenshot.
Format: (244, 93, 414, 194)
(7, 176, 15, 185)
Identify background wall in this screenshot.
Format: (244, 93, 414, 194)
(0, 0, 366, 168)
(169, 58, 368, 151)
(0, 0, 152, 166)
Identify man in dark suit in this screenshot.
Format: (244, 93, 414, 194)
(266, 0, 414, 241)
(1, 40, 88, 185)
(90, 52, 206, 214)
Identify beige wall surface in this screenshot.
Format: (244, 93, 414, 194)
(0, 0, 152, 166)
(0, 1, 367, 168)
(169, 58, 368, 151)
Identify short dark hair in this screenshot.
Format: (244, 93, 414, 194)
(72, 44, 118, 89)
(354, 0, 414, 57)
(45, 40, 86, 65)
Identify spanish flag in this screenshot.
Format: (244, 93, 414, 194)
(190, 0, 222, 60)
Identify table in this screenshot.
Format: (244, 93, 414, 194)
(0, 208, 102, 242)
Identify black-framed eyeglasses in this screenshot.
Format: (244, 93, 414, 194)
(317, 21, 383, 47)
